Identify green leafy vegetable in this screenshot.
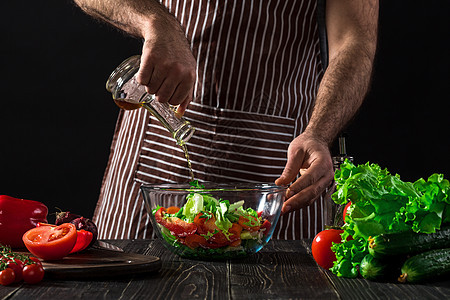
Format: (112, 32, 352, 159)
(330, 160, 450, 278)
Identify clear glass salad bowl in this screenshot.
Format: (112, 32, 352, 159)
(141, 182, 286, 260)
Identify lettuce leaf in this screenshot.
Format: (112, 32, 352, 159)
(330, 160, 450, 277)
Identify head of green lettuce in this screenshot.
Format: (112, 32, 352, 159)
(330, 160, 450, 278)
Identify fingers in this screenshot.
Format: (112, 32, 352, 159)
(137, 61, 195, 106)
(275, 146, 306, 186)
(276, 134, 334, 214)
(136, 35, 196, 111)
(281, 171, 334, 214)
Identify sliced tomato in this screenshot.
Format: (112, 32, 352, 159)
(166, 206, 181, 214)
(238, 216, 260, 231)
(228, 223, 242, 242)
(155, 207, 197, 237)
(194, 212, 233, 247)
(260, 220, 271, 235)
(184, 234, 208, 249)
(22, 223, 77, 260)
(35, 223, 93, 254)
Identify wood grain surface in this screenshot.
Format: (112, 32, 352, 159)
(0, 239, 449, 300)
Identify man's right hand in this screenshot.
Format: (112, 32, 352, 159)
(136, 14, 196, 116)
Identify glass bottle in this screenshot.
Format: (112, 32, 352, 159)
(106, 55, 195, 145)
(325, 135, 354, 227)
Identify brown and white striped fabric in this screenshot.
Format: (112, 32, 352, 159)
(94, 0, 327, 240)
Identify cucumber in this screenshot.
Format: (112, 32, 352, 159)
(398, 248, 450, 283)
(360, 254, 403, 281)
(368, 225, 450, 258)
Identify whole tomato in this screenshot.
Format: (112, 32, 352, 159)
(0, 268, 15, 286)
(22, 263, 45, 284)
(311, 229, 344, 270)
(6, 260, 23, 282)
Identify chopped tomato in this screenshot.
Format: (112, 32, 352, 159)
(166, 206, 181, 214)
(260, 220, 271, 235)
(22, 223, 77, 260)
(238, 216, 260, 231)
(228, 223, 242, 242)
(155, 207, 197, 237)
(184, 234, 208, 249)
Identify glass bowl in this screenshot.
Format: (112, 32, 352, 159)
(141, 182, 286, 260)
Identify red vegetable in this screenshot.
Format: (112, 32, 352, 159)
(0, 195, 48, 248)
(37, 223, 94, 254)
(311, 229, 344, 270)
(0, 245, 45, 285)
(22, 263, 45, 284)
(154, 207, 197, 237)
(260, 220, 271, 235)
(238, 215, 260, 231)
(6, 260, 23, 282)
(22, 223, 77, 260)
(343, 202, 352, 223)
(0, 268, 15, 286)
(55, 212, 98, 246)
(69, 230, 93, 254)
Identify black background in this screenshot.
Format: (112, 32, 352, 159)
(3, 1, 450, 221)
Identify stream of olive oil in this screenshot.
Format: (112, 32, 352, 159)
(115, 98, 195, 182)
(181, 143, 195, 182)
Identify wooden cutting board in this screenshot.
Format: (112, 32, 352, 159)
(38, 248, 161, 280)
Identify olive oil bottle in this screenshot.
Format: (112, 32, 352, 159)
(106, 55, 195, 145)
(106, 55, 196, 181)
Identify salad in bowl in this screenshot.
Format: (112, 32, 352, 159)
(141, 182, 286, 260)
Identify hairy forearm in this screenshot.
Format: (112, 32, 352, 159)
(304, 40, 376, 145)
(304, 0, 378, 146)
(73, 0, 176, 38)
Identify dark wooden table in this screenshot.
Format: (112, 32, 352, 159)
(1, 239, 449, 299)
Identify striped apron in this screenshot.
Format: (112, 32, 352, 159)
(94, 0, 327, 240)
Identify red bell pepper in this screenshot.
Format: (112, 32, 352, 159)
(0, 195, 48, 248)
(69, 229, 93, 254)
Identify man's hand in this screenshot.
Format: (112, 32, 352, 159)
(136, 16, 197, 116)
(275, 133, 334, 214)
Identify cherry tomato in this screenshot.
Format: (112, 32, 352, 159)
(343, 202, 352, 223)
(22, 223, 77, 260)
(22, 263, 45, 284)
(0, 268, 16, 286)
(6, 261, 23, 282)
(28, 257, 43, 267)
(311, 229, 344, 270)
(155, 207, 197, 237)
